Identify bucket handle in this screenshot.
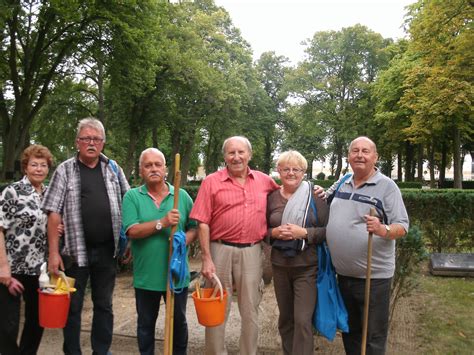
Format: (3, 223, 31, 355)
(210, 273, 224, 301)
(57, 271, 71, 298)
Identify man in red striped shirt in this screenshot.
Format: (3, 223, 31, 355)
(190, 136, 279, 355)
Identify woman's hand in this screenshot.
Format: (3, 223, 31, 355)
(7, 277, 24, 296)
(0, 261, 11, 287)
(57, 223, 65, 236)
(274, 224, 307, 240)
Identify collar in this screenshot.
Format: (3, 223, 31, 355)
(350, 167, 382, 186)
(20, 175, 45, 194)
(138, 182, 175, 196)
(218, 167, 255, 182)
(73, 152, 109, 167)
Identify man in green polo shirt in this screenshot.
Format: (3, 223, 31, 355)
(122, 148, 197, 355)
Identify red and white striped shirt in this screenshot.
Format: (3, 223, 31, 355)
(190, 168, 279, 244)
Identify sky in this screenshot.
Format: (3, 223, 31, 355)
(214, 0, 415, 64)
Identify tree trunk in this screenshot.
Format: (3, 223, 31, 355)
(453, 126, 462, 189)
(439, 142, 447, 187)
(404, 141, 415, 181)
(397, 149, 403, 181)
(417, 143, 424, 182)
(125, 123, 139, 180)
(428, 140, 436, 188)
(334, 142, 343, 180)
(263, 136, 273, 175)
(97, 61, 105, 124)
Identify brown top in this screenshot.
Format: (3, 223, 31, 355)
(266, 189, 329, 267)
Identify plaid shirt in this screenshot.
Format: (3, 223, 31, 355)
(42, 153, 130, 266)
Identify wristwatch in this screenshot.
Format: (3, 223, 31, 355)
(384, 224, 391, 239)
(155, 219, 163, 231)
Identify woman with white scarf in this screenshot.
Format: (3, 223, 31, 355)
(266, 150, 328, 355)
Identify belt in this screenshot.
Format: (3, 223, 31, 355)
(215, 240, 260, 248)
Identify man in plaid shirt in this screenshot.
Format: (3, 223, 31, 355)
(42, 118, 129, 355)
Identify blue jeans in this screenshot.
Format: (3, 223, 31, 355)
(135, 287, 188, 355)
(338, 275, 392, 355)
(63, 243, 116, 355)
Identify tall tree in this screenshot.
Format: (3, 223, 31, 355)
(255, 51, 290, 173)
(0, 1, 102, 179)
(401, 0, 473, 188)
(288, 25, 390, 179)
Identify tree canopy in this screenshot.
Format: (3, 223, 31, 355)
(1, 0, 471, 187)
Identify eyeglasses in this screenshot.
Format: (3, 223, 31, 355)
(78, 136, 104, 145)
(280, 168, 305, 174)
(29, 163, 49, 169)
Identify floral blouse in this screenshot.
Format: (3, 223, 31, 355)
(0, 176, 47, 275)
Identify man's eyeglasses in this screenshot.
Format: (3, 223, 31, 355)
(78, 137, 104, 145)
(280, 168, 305, 174)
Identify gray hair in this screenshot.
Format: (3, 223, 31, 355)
(139, 148, 166, 169)
(76, 118, 106, 142)
(221, 136, 253, 155)
(348, 136, 377, 153)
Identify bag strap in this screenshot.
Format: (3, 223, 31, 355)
(109, 159, 118, 175)
(327, 173, 352, 204)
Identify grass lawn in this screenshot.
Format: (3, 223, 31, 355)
(416, 273, 474, 354)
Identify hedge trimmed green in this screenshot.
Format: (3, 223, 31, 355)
(402, 189, 474, 252)
(183, 184, 473, 252)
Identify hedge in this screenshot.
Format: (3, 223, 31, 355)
(183, 185, 473, 252)
(402, 189, 474, 252)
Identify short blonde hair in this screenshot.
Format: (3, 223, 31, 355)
(277, 150, 308, 171)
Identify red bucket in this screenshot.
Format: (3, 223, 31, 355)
(38, 290, 71, 328)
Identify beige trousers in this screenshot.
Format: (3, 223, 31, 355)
(205, 242, 263, 355)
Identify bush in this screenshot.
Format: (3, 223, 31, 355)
(316, 172, 326, 180)
(438, 180, 474, 189)
(310, 179, 335, 188)
(402, 189, 474, 252)
(390, 225, 428, 323)
(183, 185, 199, 201)
(396, 181, 422, 189)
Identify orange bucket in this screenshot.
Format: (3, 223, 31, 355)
(192, 274, 227, 327)
(38, 290, 71, 328)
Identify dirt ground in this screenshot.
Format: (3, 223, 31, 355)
(37, 257, 421, 354)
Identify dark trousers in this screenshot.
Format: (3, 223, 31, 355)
(135, 287, 188, 355)
(272, 264, 317, 355)
(63, 244, 116, 355)
(338, 275, 392, 355)
(0, 274, 44, 355)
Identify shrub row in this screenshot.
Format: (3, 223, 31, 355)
(183, 185, 473, 253)
(402, 189, 474, 252)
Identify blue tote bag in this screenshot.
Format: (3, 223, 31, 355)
(313, 242, 349, 341)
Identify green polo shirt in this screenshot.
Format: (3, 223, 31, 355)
(122, 183, 197, 291)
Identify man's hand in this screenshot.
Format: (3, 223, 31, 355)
(364, 214, 383, 236)
(313, 185, 327, 200)
(162, 209, 180, 228)
(48, 251, 64, 275)
(201, 256, 216, 280)
(120, 242, 133, 264)
(8, 277, 24, 296)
